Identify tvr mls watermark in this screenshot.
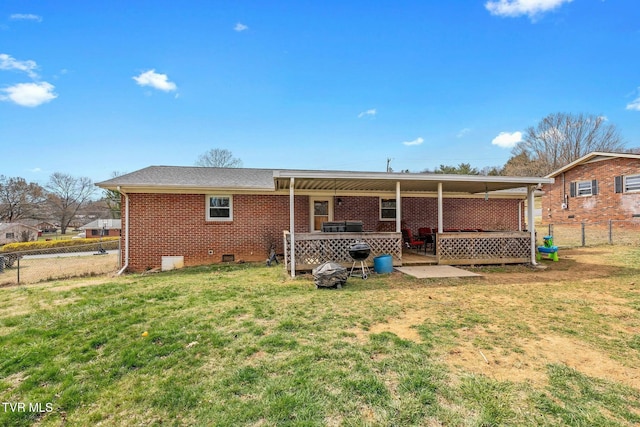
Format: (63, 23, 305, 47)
(2, 402, 54, 413)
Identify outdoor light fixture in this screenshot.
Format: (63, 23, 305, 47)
(484, 184, 489, 201)
(337, 198, 343, 206)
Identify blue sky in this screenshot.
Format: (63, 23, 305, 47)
(1, 0, 639, 184)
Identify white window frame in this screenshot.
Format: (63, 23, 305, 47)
(206, 195, 233, 221)
(379, 198, 397, 221)
(576, 180, 593, 197)
(624, 174, 640, 193)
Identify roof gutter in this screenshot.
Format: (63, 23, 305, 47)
(116, 186, 129, 275)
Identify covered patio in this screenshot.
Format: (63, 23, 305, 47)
(276, 171, 554, 277)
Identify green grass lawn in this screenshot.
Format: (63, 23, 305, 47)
(1, 247, 639, 426)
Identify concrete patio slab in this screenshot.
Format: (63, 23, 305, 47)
(395, 265, 481, 279)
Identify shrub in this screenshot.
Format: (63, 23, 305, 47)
(0, 237, 119, 253)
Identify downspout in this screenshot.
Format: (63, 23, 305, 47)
(116, 186, 129, 275)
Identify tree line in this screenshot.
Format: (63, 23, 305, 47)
(0, 172, 114, 235)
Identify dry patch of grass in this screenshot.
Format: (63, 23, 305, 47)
(351, 246, 640, 391)
(0, 253, 118, 286)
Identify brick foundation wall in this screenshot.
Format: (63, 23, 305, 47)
(122, 193, 524, 272)
(542, 157, 640, 225)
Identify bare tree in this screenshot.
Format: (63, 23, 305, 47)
(46, 172, 95, 234)
(509, 112, 626, 176)
(0, 176, 46, 222)
(102, 171, 124, 219)
(195, 148, 243, 168)
(501, 152, 547, 177)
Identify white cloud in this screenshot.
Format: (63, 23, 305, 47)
(133, 69, 177, 92)
(485, 0, 573, 19)
(491, 131, 522, 148)
(0, 53, 39, 78)
(403, 137, 424, 146)
(358, 108, 376, 118)
(626, 88, 640, 111)
(0, 82, 57, 107)
(457, 128, 471, 138)
(234, 22, 248, 32)
(10, 14, 43, 22)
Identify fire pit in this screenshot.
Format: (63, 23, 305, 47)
(348, 241, 371, 279)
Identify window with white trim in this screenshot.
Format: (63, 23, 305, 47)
(625, 174, 640, 192)
(380, 198, 396, 220)
(577, 180, 593, 196)
(206, 195, 232, 221)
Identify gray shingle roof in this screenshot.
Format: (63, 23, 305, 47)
(96, 166, 277, 191)
(80, 219, 122, 230)
(96, 165, 553, 194)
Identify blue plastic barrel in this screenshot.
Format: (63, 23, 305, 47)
(373, 254, 393, 274)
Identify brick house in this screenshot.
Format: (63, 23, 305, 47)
(96, 166, 552, 274)
(542, 152, 640, 225)
(80, 219, 122, 238)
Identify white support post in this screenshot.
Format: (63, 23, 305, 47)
(395, 181, 401, 232)
(289, 177, 296, 277)
(527, 185, 537, 265)
(437, 182, 443, 233)
(518, 201, 523, 231)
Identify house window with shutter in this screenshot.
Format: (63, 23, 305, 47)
(616, 174, 640, 193)
(570, 180, 598, 197)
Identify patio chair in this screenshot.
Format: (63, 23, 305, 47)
(401, 228, 425, 252)
(418, 227, 435, 252)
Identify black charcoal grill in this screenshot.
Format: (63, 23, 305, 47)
(348, 241, 371, 279)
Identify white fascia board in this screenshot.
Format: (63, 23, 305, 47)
(273, 170, 553, 186)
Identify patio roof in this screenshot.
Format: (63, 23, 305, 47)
(97, 166, 553, 194)
(274, 170, 553, 194)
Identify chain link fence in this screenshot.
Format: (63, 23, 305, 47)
(0, 240, 120, 286)
(539, 220, 640, 247)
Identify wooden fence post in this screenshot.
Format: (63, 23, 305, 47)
(609, 220, 613, 245)
(581, 222, 586, 247)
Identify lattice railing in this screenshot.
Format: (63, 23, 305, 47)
(436, 232, 532, 265)
(283, 232, 403, 272)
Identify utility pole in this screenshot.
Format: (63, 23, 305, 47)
(386, 158, 392, 173)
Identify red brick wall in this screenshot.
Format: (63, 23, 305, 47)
(542, 157, 640, 224)
(335, 196, 522, 233)
(85, 229, 121, 238)
(121, 193, 523, 271)
(121, 193, 312, 271)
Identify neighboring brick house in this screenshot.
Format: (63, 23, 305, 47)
(96, 166, 551, 273)
(80, 219, 122, 238)
(543, 152, 640, 225)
